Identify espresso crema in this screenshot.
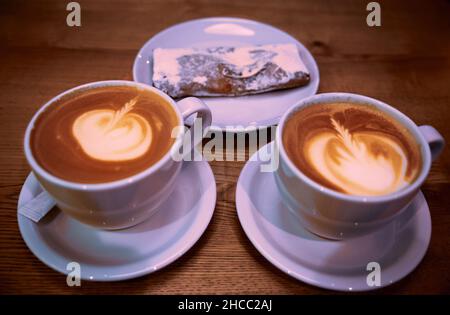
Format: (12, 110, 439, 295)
(283, 102, 422, 196)
(30, 85, 178, 183)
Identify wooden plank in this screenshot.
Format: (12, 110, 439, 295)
(0, 0, 449, 294)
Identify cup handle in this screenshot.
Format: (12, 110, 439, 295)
(176, 97, 212, 153)
(418, 125, 445, 162)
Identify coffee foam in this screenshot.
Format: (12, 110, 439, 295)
(283, 103, 422, 196)
(305, 119, 409, 196)
(72, 97, 152, 161)
(30, 86, 178, 183)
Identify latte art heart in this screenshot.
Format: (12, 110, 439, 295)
(305, 119, 409, 196)
(283, 103, 422, 196)
(72, 98, 152, 161)
(31, 85, 178, 183)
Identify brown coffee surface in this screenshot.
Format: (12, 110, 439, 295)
(283, 102, 422, 196)
(31, 85, 178, 183)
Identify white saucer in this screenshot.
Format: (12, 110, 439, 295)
(17, 160, 216, 281)
(236, 143, 431, 292)
(133, 17, 319, 132)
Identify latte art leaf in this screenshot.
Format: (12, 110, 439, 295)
(72, 98, 152, 161)
(106, 97, 138, 131)
(305, 118, 409, 196)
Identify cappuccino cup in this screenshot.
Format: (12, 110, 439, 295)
(24, 80, 212, 229)
(275, 93, 444, 239)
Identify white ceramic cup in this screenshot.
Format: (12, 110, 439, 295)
(24, 80, 212, 230)
(275, 93, 445, 240)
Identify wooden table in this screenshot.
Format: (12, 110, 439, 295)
(1, 0, 449, 294)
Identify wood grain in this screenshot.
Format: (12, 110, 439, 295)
(1, 0, 449, 294)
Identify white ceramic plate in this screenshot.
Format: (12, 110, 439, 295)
(236, 142, 431, 292)
(17, 160, 216, 281)
(133, 17, 319, 132)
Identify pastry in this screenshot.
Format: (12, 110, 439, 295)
(152, 43, 310, 98)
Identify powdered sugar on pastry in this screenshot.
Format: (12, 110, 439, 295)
(152, 43, 310, 98)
